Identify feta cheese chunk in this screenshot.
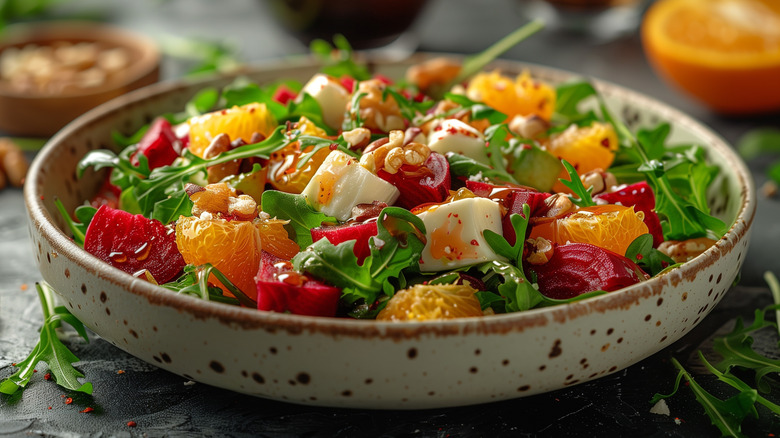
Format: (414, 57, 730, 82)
(301, 150, 400, 221)
(427, 119, 489, 165)
(416, 197, 506, 271)
(299, 74, 349, 130)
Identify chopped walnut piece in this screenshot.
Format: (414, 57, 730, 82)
(203, 133, 241, 183)
(188, 182, 257, 220)
(342, 127, 372, 150)
(657, 237, 717, 263)
(543, 193, 575, 218)
(359, 130, 430, 174)
(580, 169, 617, 196)
(526, 237, 554, 265)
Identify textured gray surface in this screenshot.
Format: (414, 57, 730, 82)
(2, 0, 780, 436)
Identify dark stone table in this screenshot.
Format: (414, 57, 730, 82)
(2, 0, 780, 436)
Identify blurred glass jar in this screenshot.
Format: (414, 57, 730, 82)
(518, 0, 649, 40)
(265, 0, 430, 50)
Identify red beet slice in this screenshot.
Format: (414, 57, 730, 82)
(595, 182, 664, 247)
(84, 205, 185, 284)
(378, 152, 451, 209)
(272, 85, 297, 105)
(526, 242, 649, 299)
(311, 219, 378, 265)
(255, 251, 342, 317)
(132, 118, 181, 170)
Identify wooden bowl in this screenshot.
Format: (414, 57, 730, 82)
(0, 21, 160, 137)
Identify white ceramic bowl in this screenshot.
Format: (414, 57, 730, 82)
(24, 55, 755, 409)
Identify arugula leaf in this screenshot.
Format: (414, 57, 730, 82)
(554, 80, 598, 120)
(292, 207, 426, 304)
(446, 152, 519, 184)
(123, 127, 290, 219)
(161, 264, 249, 306)
(448, 20, 544, 90)
(185, 87, 220, 118)
(150, 189, 192, 225)
(559, 160, 596, 207)
(652, 357, 757, 438)
(54, 199, 96, 247)
(624, 234, 677, 277)
(441, 93, 507, 125)
(0, 282, 92, 395)
(309, 36, 371, 81)
(261, 191, 335, 250)
(712, 305, 780, 392)
(699, 351, 780, 416)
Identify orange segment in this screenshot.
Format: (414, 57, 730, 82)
(466, 70, 556, 121)
(175, 216, 262, 300)
(267, 117, 332, 193)
(376, 284, 483, 322)
(255, 215, 299, 260)
(642, 0, 780, 113)
(529, 205, 648, 257)
(546, 122, 618, 193)
(188, 103, 277, 157)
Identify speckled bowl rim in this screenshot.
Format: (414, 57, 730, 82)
(24, 55, 756, 340)
(0, 20, 161, 99)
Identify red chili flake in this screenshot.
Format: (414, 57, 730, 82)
(80, 407, 94, 413)
(44, 373, 51, 380)
(601, 138, 610, 148)
(65, 397, 73, 405)
(117, 370, 125, 375)
(635, 254, 643, 260)
(11, 363, 16, 367)
(329, 144, 338, 150)
(470, 239, 479, 246)
(661, 261, 670, 268)
(48, 406, 52, 410)
(40, 195, 45, 200)
(127, 421, 137, 428)
(33, 369, 38, 373)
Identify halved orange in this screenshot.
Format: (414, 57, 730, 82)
(642, 0, 780, 114)
(529, 205, 648, 257)
(376, 284, 483, 322)
(188, 103, 277, 158)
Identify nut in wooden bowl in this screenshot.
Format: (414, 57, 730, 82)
(0, 21, 160, 137)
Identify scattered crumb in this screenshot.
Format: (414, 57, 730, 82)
(64, 397, 73, 405)
(20, 283, 28, 291)
(80, 407, 94, 413)
(44, 373, 51, 380)
(127, 421, 137, 427)
(674, 417, 684, 425)
(183, 380, 196, 386)
(117, 370, 125, 374)
(649, 399, 670, 416)
(761, 180, 778, 198)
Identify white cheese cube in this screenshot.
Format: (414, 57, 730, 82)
(301, 150, 400, 221)
(300, 73, 349, 130)
(427, 119, 489, 165)
(416, 197, 506, 272)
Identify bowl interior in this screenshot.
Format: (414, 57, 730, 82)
(27, 54, 754, 323)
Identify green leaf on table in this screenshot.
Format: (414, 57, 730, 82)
(261, 191, 335, 250)
(712, 304, 780, 392)
(0, 282, 92, 395)
(293, 207, 426, 305)
(652, 357, 757, 438)
(738, 128, 780, 161)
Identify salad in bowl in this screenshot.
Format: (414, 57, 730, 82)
(67, 47, 728, 322)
